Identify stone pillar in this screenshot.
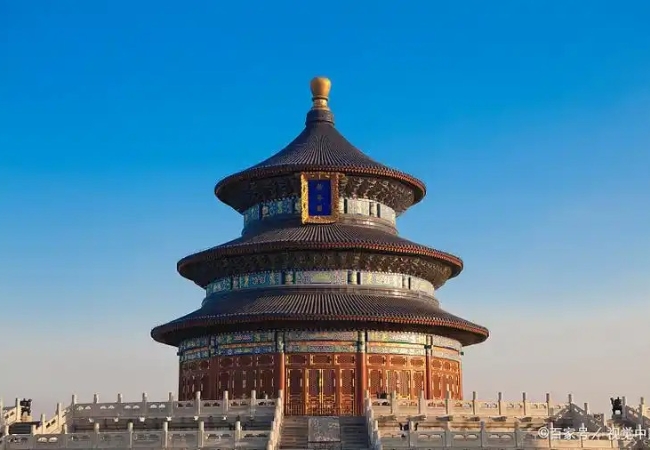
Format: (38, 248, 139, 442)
(168, 392, 175, 416)
(198, 420, 205, 447)
(195, 390, 201, 416)
(471, 391, 477, 416)
(93, 422, 100, 447)
(223, 391, 229, 414)
(522, 392, 528, 416)
(479, 421, 488, 447)
(127, 422, 134, 447)
(639, 397, 646, 428)
(162, 421, 169, 449)
(497, 392, 504, 416)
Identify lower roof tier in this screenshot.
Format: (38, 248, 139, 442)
(150, 286, 489, 347)
(177, 224, 463, 287)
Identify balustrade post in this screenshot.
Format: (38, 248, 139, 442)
(417, 390, 425, 415)
(497, 392, 503, 416)
(117, 393, 123, 403)
(14, 399, 19, 417)
(30, 424, 36, 435)
(168, 392, 175, 416)
(127, 422, 134, 448)
(223, 391, 229, 414)
(39, 413, 46, 433)
(389, 391, 397, 415)
(522, 392, 528, 416)
(407, 420, 414, 447)
(640, 397, 647, 428)
(3, 425, 9, 436)
(93, 422, 100, 447)
(250, 389, 257, 415)
(514, 421, 522, 447)
(61, 424, 68, 447)
(545, 393, 551, 415)
(195, 390, 202, 416)
(0, 398, 3, 425)
(93, 393, 99, 404)
(480, 421, 488, 447)
(622, 396, 627, 419)
(162, 421, 169, 448)
(198, 420, 205, 447)
(445, 390, 451, 415)
(56, 402, 63, 425)
(235, 420, 242, 441)
(142, 392, 148, 415)
(443, 421, 452, 447)
(568, 393, 574, 413)
(584, 402, 590, 415)
(472, 391, 477, 416)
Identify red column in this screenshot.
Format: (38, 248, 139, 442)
(277, 352, 285, 399)
(424, 346, 431, 399)
(356, 350, 367, 415)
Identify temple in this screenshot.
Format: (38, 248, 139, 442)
(150, 76, 489, 415)
(1, 78, 648, 449)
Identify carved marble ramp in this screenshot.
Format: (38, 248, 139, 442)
(306, 417, 340, 449)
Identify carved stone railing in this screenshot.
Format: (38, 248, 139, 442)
(569, 399, 610, 433)
(0, 391, 281, 449)
(371, 391, 574, 421)
(621, 400, 649, 429)
(0, 424, 272, 449)
(364, 391, 382, 450)
(0, 401, 19, 427)
(66, 390, 276, 421)
(378, 423, 627, 448)
(266, 389, 284, 450)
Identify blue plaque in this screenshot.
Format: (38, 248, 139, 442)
(307, 179, 332, 216)
(300, 172, 341, 224)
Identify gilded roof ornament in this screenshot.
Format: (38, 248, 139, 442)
(310, 76, 331, 110)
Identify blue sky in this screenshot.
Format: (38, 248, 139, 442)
(1, 1, 649, 415)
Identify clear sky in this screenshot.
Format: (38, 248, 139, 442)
(1, 1, 649, 416)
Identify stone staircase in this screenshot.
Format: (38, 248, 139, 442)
(339, 416, 369, 449)
(279, 416, 309, 449)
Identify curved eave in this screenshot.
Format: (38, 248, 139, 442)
(214, 164, 427, 212)
(151, 315, 488, 348)
(176, 240, 464, 286)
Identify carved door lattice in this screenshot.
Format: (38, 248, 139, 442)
(284, 367, 356, 416)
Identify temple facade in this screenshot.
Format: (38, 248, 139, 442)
(151, 77, 489, 416)
(2, 77, 648, 450)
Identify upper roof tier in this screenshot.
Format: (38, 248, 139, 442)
(214, 77, 427, 214)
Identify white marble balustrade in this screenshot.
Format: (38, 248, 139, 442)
(378, 427, 625, 449)
(371, 391, 576, 420)
(67, 390, 276, 421)
(0, 401, 19, 427)
(265, 390, 284, 450)
(0, 425, 271, 449)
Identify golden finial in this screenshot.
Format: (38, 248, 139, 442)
(310, 76, 331, 110)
